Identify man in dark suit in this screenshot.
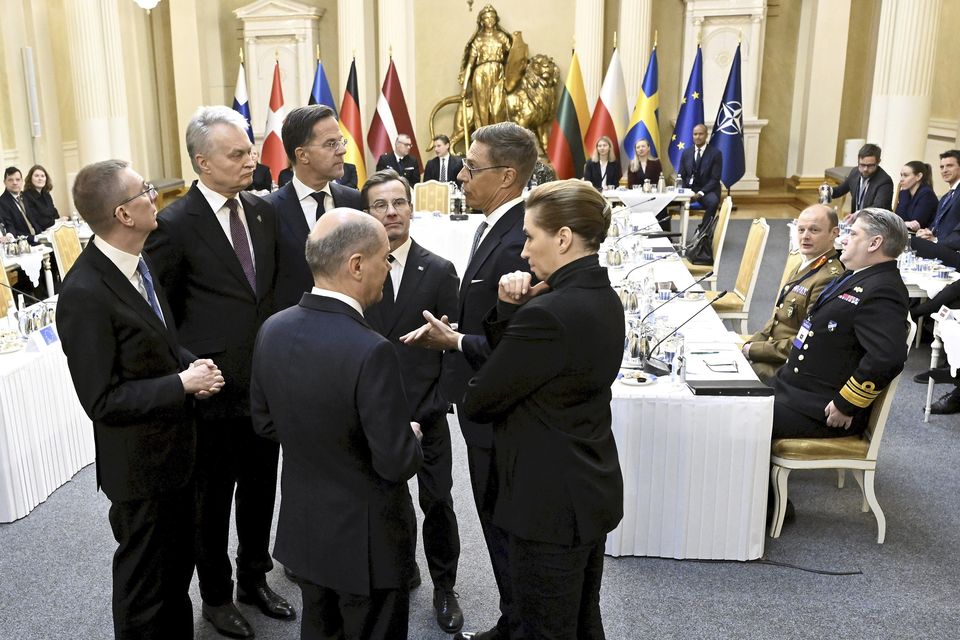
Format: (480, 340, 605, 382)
(0, 166, 48, 240)
(264, 104, 361, 310)
(246, 148, 273, 192)
(337, 161, 359, 189)
(828, 143, 894, 212)
(401, 122, 540, 640)
(423, 134, 464, 188)
(145, 105, 292, 639)
(376, 133, 421, 186)
(774, 208, 910, 439)
(58, 159, 225, 639)
(251, 209, 423, 640)
(912, 149, 960, 268)
(677, 123, 723, 232)
(361, 169, 464, 633)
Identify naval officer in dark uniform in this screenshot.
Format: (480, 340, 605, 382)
(743, 204, 843, 384)
(772, 208, 910, 438)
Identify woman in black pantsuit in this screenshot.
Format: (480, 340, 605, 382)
(462, 179, 625, 640)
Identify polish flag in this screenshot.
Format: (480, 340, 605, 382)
(584, 49, 628, 162)
(261, 62, 286, 182)
(367, 59, 422, 174)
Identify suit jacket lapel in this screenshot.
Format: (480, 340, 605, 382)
(461, 204, 522, 290)
(185, 187, 254, 296)
(240, 192, 271, 299)
(389, 241, 426, 334)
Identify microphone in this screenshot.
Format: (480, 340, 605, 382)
(644, 291, 729, 375)
(610, 196, 658, 217)
(613, 219, 670, 246)
(639, 271, 714, 324)
(622, 253, 672, 280)
(0, 280, 51, 308)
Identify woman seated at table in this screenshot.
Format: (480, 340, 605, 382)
(626, 139, 662, 189)
(583, 136, 621, 190)
(22, 165, 60, 231)
(462, 179, 625, 640)
(896, 160, 938, 231)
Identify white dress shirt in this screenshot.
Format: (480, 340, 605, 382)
(292, 175, 333, 229)
(310, 287, 364, 317)
(93, 236, 164, 323)
(196, 179, 256, 269)
(387, 237, 413, 298)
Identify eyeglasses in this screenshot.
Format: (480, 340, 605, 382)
(858, 162, 878, 169)
(368, 198, 412, 215)
(114, 183, 157, 210)
(303, 137, 348, 152)
(462, 159, 510, 179)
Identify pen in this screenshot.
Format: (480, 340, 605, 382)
(690, 350, 719, 354)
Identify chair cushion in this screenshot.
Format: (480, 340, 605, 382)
(772, 436, 869, 460)
(708, 293, 745, 313)
(683, 261, 714, 275)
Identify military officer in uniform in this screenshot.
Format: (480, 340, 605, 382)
(772, 208, 910, 439)
(743, 205, 843, 384)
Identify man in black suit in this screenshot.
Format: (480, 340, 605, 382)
(912, 149, 960, 269)
(361, 169, 464, 633)
(423, 134, 464, 188)
(145, 105, 293, 639)
(677, 123, 723, 232)
(827, 143, 894, 212)
(264, 104, 361, 310)
(58, 159, 225, 639)
(246, 148, 273, 192)
(251, 209, 423, 640)
(0, 166, 48, 240)
(337, 161, 359, 189)
(376, 133, 421, 186)
(402, 122, 539, 640)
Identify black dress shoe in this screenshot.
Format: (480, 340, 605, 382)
(931, 389, 960, 414)
(454, 628, 501, 640)
(202, 602, 254, 639)
(409, 564, 422, 590)
(913, 366, 952, 384)
(238, 583, 296, 620)
(434, 588, 464, 633)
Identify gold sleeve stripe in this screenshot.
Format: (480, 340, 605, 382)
(840, 381, 878, 408)
(847, 378, 880, 396)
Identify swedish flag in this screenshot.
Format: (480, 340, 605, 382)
(668, 46, 705, 172)
(624, 47, 660, 162)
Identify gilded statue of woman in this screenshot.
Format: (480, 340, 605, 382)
(459, 5, 512, 128)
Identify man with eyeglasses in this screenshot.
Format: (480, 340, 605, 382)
(362, 169, 464, 633)
(265, 104, 362, 310)
(145, 105, 291, 639)
(376, 133, 421, 186)
(401, 122, 539, 640)
(58, 159, 225, 639)
(826, 143, 894, 212)
(0, 166, 50, 241)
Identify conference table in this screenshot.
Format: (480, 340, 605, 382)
(0, 307, 94, 523)
(603, 188, 695, 244)
(411, 209, 774, 561)
(2, 245, 56, 297)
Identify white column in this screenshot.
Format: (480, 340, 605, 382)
(63, 0, 114, 165)
(377, 0, 416, 139)
(866, 0, 942, 178)
(575, 0, 604, 107)
(618, 0, 653, 104)
(786, 0, 852, 187)
(98, 0, 132, 161)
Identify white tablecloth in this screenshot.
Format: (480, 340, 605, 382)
(410, 213, 486, 279)
(0, 333, 94, 523)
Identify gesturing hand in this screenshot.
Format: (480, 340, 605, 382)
(497, 271, 550, 305)
(399, 311, 461, 351)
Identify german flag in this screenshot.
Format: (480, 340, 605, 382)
(547, 52, 590, 180)
(339, 58, 367, 187)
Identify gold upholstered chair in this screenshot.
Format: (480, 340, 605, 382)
(48, 220, 83, 280)
(413, 180, 453, 214)
(682, 196, 732, 291)
(0, 255, 14, 317)
(768, 316, 917, 544)
(706, 217, 769, 334)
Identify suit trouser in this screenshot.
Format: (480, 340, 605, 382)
(694, 191, 721, 232)
(507, 534, 607, 640)
(299, 580, 409, 640)
(195, 415, 280, 605)
(465, 442, 522, 638)
(772, 397, 867, 439)
(108, 481, 195, 640)
(416, 412, 461, 590)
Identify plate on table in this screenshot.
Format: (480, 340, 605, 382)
(618, 370, 656, 386)
(0, 341, 23, 355)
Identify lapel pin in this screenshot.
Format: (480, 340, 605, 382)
(418, 265, 424, 271)
(257, 215, 262, 223)
(853, 286, 863, 293)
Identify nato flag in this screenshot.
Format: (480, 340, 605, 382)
(709, 44, 745, 189)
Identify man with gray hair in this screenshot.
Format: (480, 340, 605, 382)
(251, 208, 423, 640)
(145, 105, 290, 638)
(773, 207, 910, 439)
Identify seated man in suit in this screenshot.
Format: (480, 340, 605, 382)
(247, 148, 273, 192)
(265, 104, 361, 310)
(58, 159, 224, 639)
(742, 204, 844, 384)
(337, 162, 359, 189)
(423, 134, 464, 188)
(251, 208, 423, 640)
(827, 143, 894, 212)
(911, 149, 960, 269)
(677, 124, 722, 234)
(376, 133, 421, 186)
(773, 208, 909, 439)
(0, 166, 48, 240)
(362, 169, 464, 633)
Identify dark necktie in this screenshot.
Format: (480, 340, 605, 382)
(226, 198, 257, 292)
(695, 147, 701, 166)
(468, 221, 488, 266)
(857, 178, 868, 211)
(813, 269, 854, 310)
(309, 191, 326, 222)
(15, 195, 36, 236)
(933, 189, 956, 236)
(137, 256, 165, 325)
(440, 157, 447, 182)
(381, 254, 396, 317)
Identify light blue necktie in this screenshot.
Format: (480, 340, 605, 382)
(137, 256, 165, 325)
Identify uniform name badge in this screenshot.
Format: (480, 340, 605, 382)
(793, 318, 812, 349)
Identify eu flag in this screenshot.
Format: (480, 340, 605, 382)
(624, 47, 660, 161)
(309, 60, 338, 114)
(668, 46, 704, 172)
(709, 44, 745, 189)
